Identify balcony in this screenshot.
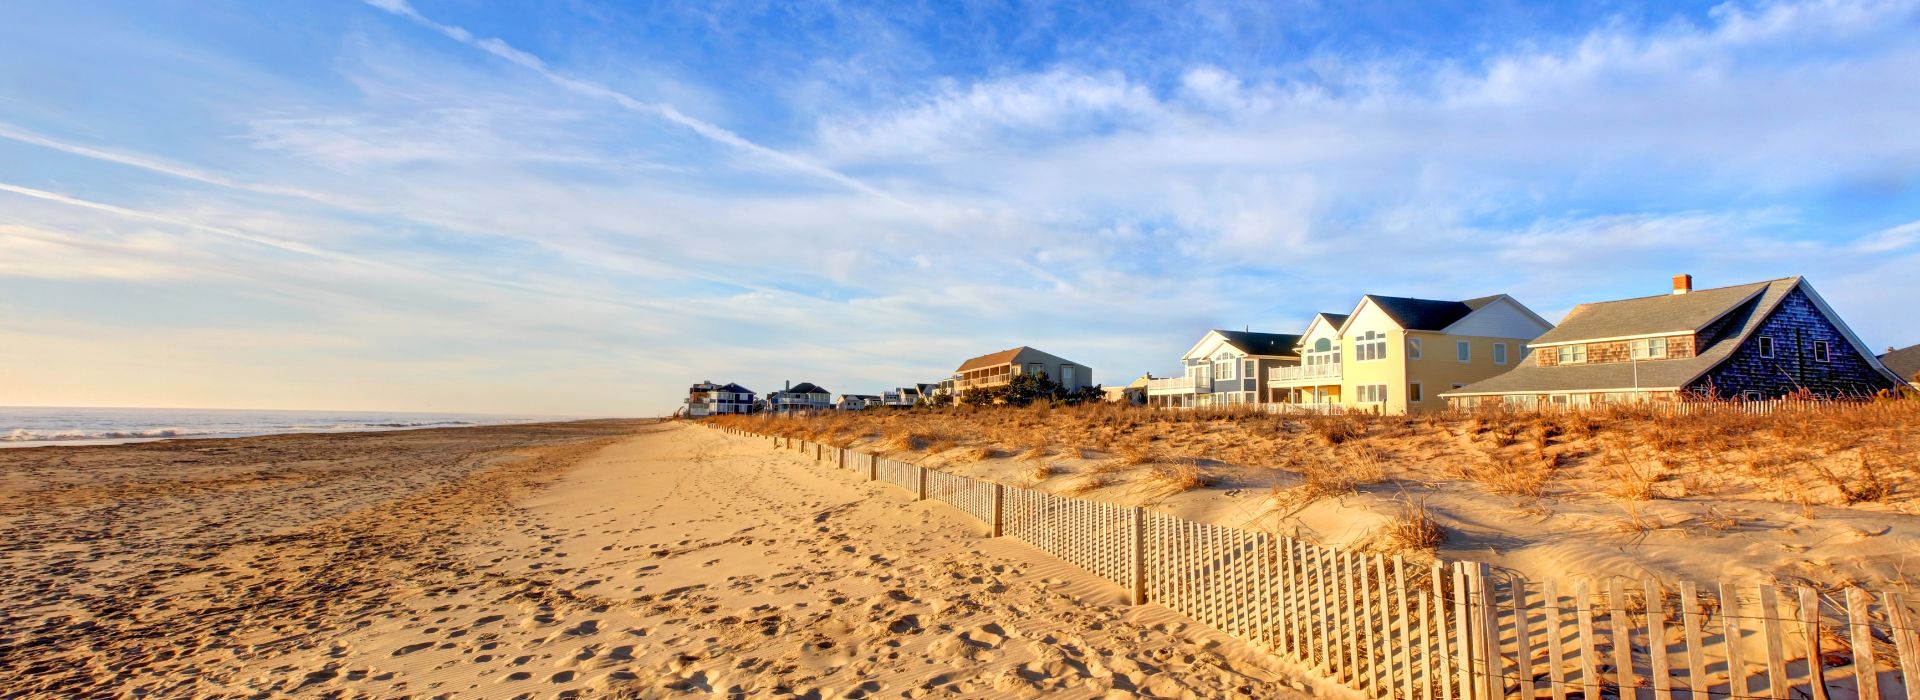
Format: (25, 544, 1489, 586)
(1146, 376, 1211, 395)
(1266, 363, 1342, 386)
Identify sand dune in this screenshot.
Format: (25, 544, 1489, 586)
(0, 420, 1333, 698)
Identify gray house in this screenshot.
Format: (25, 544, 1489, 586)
(1147, 330, 1303, 408)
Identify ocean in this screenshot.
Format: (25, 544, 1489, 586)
(0, 406, 575, 448)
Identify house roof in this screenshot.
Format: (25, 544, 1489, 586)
(718, 383, 753, 394)
(1445, 278, 1799, 396)
(783, 382, 828, 394)
(839, 394, 880, 401)
(956, 346, 1029, 372)
(1357, 295, 1502, 332)
(1528, 279, 1780, 346)
(1882, 344, 1920, 382)
(1212, 330, 1304, 357)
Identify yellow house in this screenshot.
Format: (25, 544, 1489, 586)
(1266, 294, 1553, 414)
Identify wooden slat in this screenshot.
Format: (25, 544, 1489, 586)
(1514, 579, 1535, 699)
(1680, 581, 1707, 700)
(1455, 562, 1475, 700)
(1476, 564, 1499, 700)
(1722, 583, 1746, 700)
(1343, 552, 1361, 683)
(1761, 585, 1789, 700)
(1613, 579, 1637, 700)
(1361, 554, 1380, 693)
(1800, 586, 1829, 700)
(1888, 592, 1920, 700)
(1577, 579, 1602, 700)
(1846, 587, 1878, 700)
(1432, 562, 1452, 700)
(1648, 580, 1673, 700)
(1545, 579, 1568, 700)
(1396, 556, 1414, 700)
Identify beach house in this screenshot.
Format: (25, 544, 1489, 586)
(948, 347, 1093, 402)
(835, 394, 883, 410)
(1104, 374, 1153, 405)
(1266, 293, 1554, 414)
(1882, 344, 1920, 389)
(683, 381, 757, 416)
(766, 381, 832, 412)
(1147, 330, 1302, 408)
(1443, 276, 1904, 408)
(882, 386, 922, 407)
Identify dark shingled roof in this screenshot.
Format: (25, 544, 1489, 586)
(1213, 330, 1303, 357)
(1882, 344, 1920, 383)
(1445, 278, 1798, 396)
(1359, 295, 1503, 332)
(1529, 280, 1777, 346)
(719, 383, 753, 394)
(784, 382, 828, 394)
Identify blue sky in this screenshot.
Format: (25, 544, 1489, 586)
(2, 0, 1918, 415)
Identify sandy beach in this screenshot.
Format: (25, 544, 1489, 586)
(0, 420, 1328, 698)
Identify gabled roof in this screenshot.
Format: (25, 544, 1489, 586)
(1353, 295, 1497, 332)
(782, 382, 828, 394)
(1882, 344, 1920, 382)
(839, 394, 880, 400)
(718, 383, 753, 394)
(1293, 313, 1351, 350)
(1528, 279, 1778, 346)
(1445, 277, 1899, 396)
(956, 347, 1029, 372)
(1213, 330, 1304, 357)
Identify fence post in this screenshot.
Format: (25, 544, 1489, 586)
(991, 484, 1005, 537)
(868, 455, 877, 482)
(1128, 506, 1147, 605)
(916, 467, 927, 500)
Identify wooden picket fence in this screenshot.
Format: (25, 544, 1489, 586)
(714, 424, 1919, 699)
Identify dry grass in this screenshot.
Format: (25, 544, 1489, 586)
(1380, 498, 1447, 553)
(709, 398, 1920, 516)
(1064, 473, 1110, 495)
(1028, 462, 1060, 483)
(1146, 460, 1210, 493)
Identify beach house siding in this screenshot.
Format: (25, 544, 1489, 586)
(1690, 287, 1897, 398)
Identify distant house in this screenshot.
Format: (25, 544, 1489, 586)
(766, 381, 832, 412)
(1148, 330, 1302, 408)
(881, 387, 915, 407)
(836, 394, 883, 410)
(1445, 276, 1903, 408)
(1266, 293, 1554, 414)
(1878, 344, 1920, 389)
(1104, 374, 1153, 405)
(684, 381, 756, 417)
(948, 346, 1093, 402)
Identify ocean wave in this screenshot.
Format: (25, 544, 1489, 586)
(2, 427, 223, 442)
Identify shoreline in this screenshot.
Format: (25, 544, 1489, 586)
(0, 415, 634, 449)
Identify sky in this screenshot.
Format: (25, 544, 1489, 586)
(2, 0, 1919, 416)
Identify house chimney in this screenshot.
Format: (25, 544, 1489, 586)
(785, 380, 791, 391)
(1672, 274, 1693, 295)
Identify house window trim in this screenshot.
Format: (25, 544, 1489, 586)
(1456, 340, 1471, 363)
(1355, 330, 1388, 362)
(1812, 340, 1831, 363)
(1493, 343, 1508, 366)
(1758, 336, 1774, 358)
(1408, 338, 1423, 361)
(1409, 381, 1423, 403)
(1556, 345, 1587, 365)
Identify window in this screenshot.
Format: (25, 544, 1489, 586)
(1026, 362, 1044, 376)
(1409, 338, 1423, 360)
(1216, 358, 1236, 380)
(1758, 336, 1774, 358)
(1062, 365, 1077, 386)
(1556, 345, 1587, 364)
(1409, 382, 1423, 402)
(1743, 390, 1763, 401)
(1457, 340, 1471, 363)
(1245, 360, 1255, 379)
(1357, 384, 1388, 402)
(1356, 331, 1388, 361)
(1813, 341, 1831, 363)
(1630, 337, 1669, 360)
(1493, 343, 1508, 365)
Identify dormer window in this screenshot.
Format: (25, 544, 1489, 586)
(1556, 345, 1587, 364)
(1630, 337, 1668, 360)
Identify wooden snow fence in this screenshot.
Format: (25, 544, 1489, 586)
(714, 423, 1920, 699)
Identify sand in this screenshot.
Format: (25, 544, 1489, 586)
(723, 407, 1920, 592)
(0, 420, 1333, 698)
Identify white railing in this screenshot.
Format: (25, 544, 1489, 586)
(1266, 364, 1342, 385)
(1146, 376, 1209, 394)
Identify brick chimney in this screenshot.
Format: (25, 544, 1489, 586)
(1672, 274, 1693, 295)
